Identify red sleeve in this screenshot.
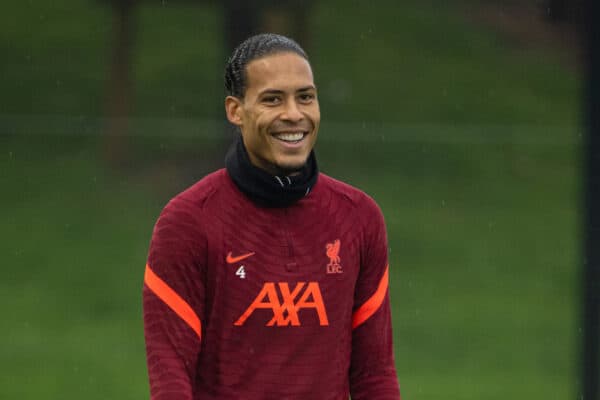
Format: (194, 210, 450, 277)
(143, 198, 207, 400)
(349, 196, 401, 400)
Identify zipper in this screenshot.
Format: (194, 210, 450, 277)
(281, 208, 298, 272)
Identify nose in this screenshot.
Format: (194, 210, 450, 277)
(281, 99, 303, 122)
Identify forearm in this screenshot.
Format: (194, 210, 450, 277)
(144, 283, 200, 399)
(349, 296, 400, 399)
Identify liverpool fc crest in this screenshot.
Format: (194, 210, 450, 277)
(326, 239, 342, 274)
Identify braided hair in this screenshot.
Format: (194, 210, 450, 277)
(224, 33, 309, 98)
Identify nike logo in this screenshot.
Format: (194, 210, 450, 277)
(226, 251, 255, 264)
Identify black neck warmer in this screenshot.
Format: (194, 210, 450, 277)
(225, 135, 319, 208)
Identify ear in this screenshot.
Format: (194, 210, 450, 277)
(225, 96, 243, 126)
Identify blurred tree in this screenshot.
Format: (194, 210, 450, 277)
(104, 0, 136, 169)
(222, 0, 311, 54)
(102, 0, 312, 171)
(582, 1, 600, 399)
(544, 0, 584, 26)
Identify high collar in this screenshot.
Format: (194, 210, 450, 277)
(225, 135, 319, 208)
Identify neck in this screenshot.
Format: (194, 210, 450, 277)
(225, 135, 319, 207)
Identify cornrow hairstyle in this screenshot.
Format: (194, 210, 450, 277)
(224, 33, 309, 98)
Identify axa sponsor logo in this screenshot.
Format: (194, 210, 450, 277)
(234, 282, 329, 327)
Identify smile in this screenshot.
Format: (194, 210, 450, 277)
(273, 132, 307, 143)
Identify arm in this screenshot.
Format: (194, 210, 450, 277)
(143, 199, 207, 400)
(349, 197, 401, 400)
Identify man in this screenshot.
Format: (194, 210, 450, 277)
(143, 33, 401, 399)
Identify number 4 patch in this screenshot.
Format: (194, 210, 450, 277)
(235, 266, 246, 279)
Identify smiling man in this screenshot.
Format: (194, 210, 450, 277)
(143, 33, 401, 399)
(225, 50, 319, 175)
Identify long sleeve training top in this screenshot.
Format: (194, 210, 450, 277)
(143, 169, 401, 399)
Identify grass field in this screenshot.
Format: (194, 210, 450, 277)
(0, 0, 580, 399)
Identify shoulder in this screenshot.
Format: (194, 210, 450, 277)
(150, 170, 229, 253)
(174, 169, 225, 206)
(316, 173, 383, 217)
(163, 169, 226, 213)
(156, 169, 227, 229)
(149, 171, 229, 259)
(315, 173, 387, 260)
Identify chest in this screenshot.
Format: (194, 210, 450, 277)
(204, 205, 362, 328)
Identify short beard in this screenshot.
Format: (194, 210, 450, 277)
(264, 158, 307, 177)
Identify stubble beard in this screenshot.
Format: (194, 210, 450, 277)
(266, 155, 309, 177)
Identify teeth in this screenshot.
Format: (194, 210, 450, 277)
(275, 132, 304, 142)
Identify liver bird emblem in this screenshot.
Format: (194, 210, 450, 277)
(326, 239, 341, 267)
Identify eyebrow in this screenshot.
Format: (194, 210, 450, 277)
(258, 86, 317, 96)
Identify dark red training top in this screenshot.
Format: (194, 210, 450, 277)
(143, 169, 400, 399)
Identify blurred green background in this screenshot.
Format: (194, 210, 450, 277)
(0, 0, 581, 398)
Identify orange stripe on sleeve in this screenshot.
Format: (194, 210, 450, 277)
(144, 264, 202, 340)
(352, 265, 389, 330)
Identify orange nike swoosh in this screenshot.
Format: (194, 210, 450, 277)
(226, 251, 255, 264)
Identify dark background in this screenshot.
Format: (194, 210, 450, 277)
(0, 1, 587, 398)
